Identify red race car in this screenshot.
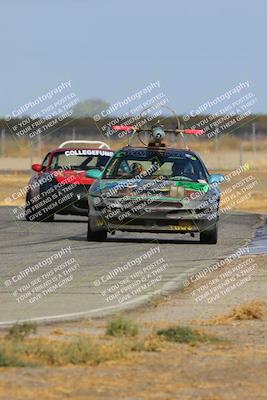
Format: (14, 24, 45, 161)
(25, 140, 114, 221)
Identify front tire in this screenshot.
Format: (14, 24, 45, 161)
(87, 218, 107, 241)
(200, 223, 218, 244)
(25, 192, 39, 222)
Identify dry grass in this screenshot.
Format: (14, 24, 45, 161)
(0, 335, 129, 367)
(50, 328, 65, 336)
(0, 318, 223, 368)
(0, 317, 163, 367)
(3, 136, 267, 156)
(131, 332, 167, 352)
(231, 190, 267, 212)
(0, 174, 29, 205)
(205, 300, 267, 325)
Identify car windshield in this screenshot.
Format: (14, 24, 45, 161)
(103, 150, 207, 181)
(49, 150, 113, 171)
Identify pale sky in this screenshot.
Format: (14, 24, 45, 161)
(0, 0, 266, 116)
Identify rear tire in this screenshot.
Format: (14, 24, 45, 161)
(87, 218, 107, 241)
(200, 223, 218, 244)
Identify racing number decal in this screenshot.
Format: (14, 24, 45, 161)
(169, 224, 193, 231)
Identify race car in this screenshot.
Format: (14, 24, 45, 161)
(25, 140, 114, 221)
(85, 125, 224, 244)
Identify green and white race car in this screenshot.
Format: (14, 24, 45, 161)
(86, 136, 224, 244)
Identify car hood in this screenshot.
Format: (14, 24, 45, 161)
(90, 178, 219, 205)
(51, 169, 95, 185)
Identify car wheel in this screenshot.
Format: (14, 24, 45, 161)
(200, 223, 218, 244)
(25, 192, 38, 221)
(87, 218, 107, 241)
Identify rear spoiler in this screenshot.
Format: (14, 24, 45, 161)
(58, 140, 110, 149)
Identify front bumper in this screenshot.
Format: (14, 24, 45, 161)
(89, 198, 219, 233)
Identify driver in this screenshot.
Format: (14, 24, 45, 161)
(130, 162, 143, 176)
(172, 159, 194, 177)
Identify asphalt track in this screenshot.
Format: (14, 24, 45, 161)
(0, 206, 259, 326)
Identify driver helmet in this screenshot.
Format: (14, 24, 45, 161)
(130, 162, 143, 175)
(172, 159, 189, 176)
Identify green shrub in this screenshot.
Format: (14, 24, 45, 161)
(157, 326, 219, 344)
(0, 344, 30, 367)
(61, 337, 101, 365)
(106, 315, 139, 337)
(6, 322, 37, 341)
(0, 349, 18, 367)
(29, 336, 101, 366)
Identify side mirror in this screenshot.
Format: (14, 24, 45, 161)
(209, 174, 224, 185)
(86, 169, 102, 179)
(32, 163, 42, 173)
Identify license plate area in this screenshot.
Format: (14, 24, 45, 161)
(168, 221, 193, 231)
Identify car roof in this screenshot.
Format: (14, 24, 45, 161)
(50, 148, 114, 153)
(119, 146, 201, 157)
